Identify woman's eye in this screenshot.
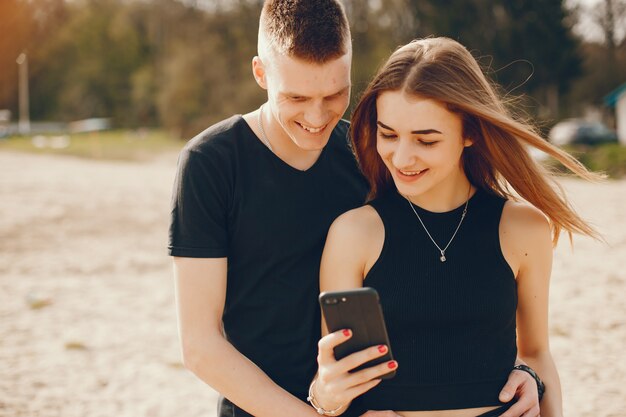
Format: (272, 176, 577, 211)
(378, 131, 396, 139)
(420, 141, 437, 146)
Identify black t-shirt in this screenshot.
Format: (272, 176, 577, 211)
(168, 115, 369, 399)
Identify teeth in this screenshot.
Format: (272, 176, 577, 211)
(299, 123, 324, 133)
(400, 169, 424, 176)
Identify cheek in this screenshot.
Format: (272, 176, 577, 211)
(376, 139, 393, 162)
(333, 97, 350, 114)
(275, 104, 298, 123)
(433, 143, 465, 168)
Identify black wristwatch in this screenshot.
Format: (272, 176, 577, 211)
(513, 364, 545, 401)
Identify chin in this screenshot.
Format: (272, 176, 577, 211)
(394, 180, 430, 199)
(291, 134, 332, 151)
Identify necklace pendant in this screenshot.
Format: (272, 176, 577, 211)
(440, 254, 446, 262)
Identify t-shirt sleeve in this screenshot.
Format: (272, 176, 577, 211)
(168, 145, 232, 258)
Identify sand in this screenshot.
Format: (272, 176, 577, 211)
(0, 150, 624, 417)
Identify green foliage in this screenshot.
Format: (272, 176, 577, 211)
(154, 0, 263, 137)
(0, 0, 68, 118)
(39, 0, 152, 124)
(398, 0, 582, 119)
(0, 0, 31, 110)
(0, 130, 182, 161)
(543, 143, 626, 178)
(564, 41, 626, 115)
(0, 0, 617, 138)
(566, 144, 626, 178)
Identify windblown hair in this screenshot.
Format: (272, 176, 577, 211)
(260, 0, 350, 63)
(350, 37, 599, 243)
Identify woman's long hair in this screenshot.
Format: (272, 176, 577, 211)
(350, 37, 599, 244)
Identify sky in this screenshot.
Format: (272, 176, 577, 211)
(567, 0, 626, 43)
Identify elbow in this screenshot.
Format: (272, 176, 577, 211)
(180, 339, 203, 373)
(180, 335, 218, 374)
(177, 320, 224, 375)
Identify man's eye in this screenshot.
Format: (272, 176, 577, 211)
(326, 91, 346, 100)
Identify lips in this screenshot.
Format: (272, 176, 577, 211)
(296, 121, 327, 134)
(395, 168, 428, 182)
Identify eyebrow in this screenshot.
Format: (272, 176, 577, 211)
(377, 121, 442, 135)
(283, 85, 350, 98)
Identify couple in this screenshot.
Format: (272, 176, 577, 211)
(168, 1, 596, 417)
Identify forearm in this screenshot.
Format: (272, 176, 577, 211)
(183, 335, 319, 417)
(520, 350, 562, 417)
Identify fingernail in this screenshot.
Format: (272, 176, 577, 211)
(378, 345, 387, 353)
(387, 361, 397, 369)
(343, 329, 351, 337)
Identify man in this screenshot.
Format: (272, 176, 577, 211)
(169, 1, 541, 416)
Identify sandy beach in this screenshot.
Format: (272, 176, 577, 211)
(0, 150, 624, 417)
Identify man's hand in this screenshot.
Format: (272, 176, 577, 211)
(499, 368, 540, 417)
(360, 411, 402, 417)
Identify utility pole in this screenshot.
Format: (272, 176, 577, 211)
(16, 52, 30, 135)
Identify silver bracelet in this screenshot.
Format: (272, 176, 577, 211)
(307, 379, 345, 416)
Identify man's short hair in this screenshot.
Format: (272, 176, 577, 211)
(260, 0, 351, 63)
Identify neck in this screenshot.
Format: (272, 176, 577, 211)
(405, 172, 473, 213)
(261, 103, 322, 171)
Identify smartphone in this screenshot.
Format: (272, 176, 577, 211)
(319, 287, 396, 379)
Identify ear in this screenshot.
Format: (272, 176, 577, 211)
(252, 56, 268, 90)
(463, 137, 474, 147)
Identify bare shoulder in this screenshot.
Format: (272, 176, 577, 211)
(500, 200, 552, 269)
(502, 200, 550, 236)
(328, 205, 383, 241)
(324, 205, 385, 274)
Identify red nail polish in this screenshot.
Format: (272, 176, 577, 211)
(343, 329, 351, 337)
(387, 361, 397, 369)
(378, 345, 387, 353)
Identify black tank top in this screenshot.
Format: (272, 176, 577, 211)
(354, 188, 517, 412)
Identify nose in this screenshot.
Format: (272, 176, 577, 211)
(391, 138, 417, 169)
(304, 100, 328, 127)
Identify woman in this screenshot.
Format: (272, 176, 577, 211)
(309, 37, 598, 417)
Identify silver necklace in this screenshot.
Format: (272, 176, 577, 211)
(404, 185, 471, 263)
(257, 104, 274, 152)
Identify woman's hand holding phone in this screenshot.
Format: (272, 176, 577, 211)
(313, 328, 398, 413)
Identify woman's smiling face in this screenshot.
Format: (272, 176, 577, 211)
(376, 91, 473, 205)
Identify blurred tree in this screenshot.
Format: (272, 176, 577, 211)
(0, 0, 592, 134)
(155, 0, 264, 137)
(343, 0, 413, 109)
(28, 0, 69, 121)
(564, 0, 626, 117)
(398, 0, 582, 120)
(0, 0, 33, 116)
(493, 1, 582, 120)
(39, 0, 150, 124)
(589, 0, 626, 95)
(592, 0, 626, 48)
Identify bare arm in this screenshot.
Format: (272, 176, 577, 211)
(501, 202, 563, 417)
(313, 208, 394, 415)
(173, 256, 319, 417)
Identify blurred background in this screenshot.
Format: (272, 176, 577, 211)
(0, 0, 625, 140)
(0, 1, 625, 417)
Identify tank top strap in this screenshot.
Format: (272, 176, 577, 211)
(367, 190, 407, 245)
(469, 188, 508, 259)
